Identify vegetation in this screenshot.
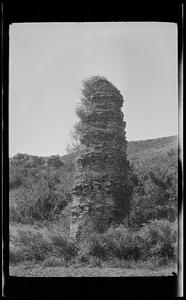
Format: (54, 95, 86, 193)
(9, 135, 178, 274)
(10, 219, 177, 268)
(77, 219, 177, 263)
(9, 154, 71, 224)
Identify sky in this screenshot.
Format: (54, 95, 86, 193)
(9, 22, 178, 157)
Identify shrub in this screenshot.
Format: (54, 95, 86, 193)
(10, 225, 53, 264)
(9, 243, 34, 264)
(78, 220, 177, 263)
(9, 176, 70, 224)
(138, 219, 177, 259)
(48, 231, 77, 260)
(43, 256, 66, 267)
(16, 227, 53, 261)
(86, 234, 107, 259)
(9, 224, 78, 265)
(79, 225, 141, 261)
(88, 256, 103, 267)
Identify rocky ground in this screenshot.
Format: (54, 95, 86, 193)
(10, 264, 177, 277)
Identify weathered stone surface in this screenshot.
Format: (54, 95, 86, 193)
(70, 76, 132, 238)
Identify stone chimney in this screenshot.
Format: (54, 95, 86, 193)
(70, 76, 131, 238)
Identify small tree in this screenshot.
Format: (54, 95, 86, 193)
(65, 128, 84, 154)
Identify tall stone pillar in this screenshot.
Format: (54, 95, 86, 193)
(70, 76, 131, 238)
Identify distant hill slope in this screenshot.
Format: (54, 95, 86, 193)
(9, 135, 178, 192)
(126, 135, 178, 185)
(60, 135, 178, 163)
(127, 135, 178, 160)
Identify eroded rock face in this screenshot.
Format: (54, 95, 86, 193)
(70, 76, 132, 238)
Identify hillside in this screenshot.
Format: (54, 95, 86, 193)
(127, 135, 178, 160)
(9, 135, 178, 192)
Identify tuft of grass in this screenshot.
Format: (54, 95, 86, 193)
(42, 256, 66, 267)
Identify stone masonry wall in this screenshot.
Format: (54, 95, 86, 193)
(70, 76, 131, 238)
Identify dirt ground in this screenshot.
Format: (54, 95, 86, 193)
(9, 264, 177, 277)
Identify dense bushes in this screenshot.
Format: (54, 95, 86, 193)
(9, 173, 71, 224)
(9, 154, 72, 224)
(138, 219, 177, 260)
(74, 219, 177, 265)
(129, 151, 178, 228)
(9, 224, 77, 265)
(9, 220, 177, 266)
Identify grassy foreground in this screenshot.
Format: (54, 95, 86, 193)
(10, 262, 177, 277)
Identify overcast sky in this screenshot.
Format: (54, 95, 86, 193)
(9, 22, 178, 157)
